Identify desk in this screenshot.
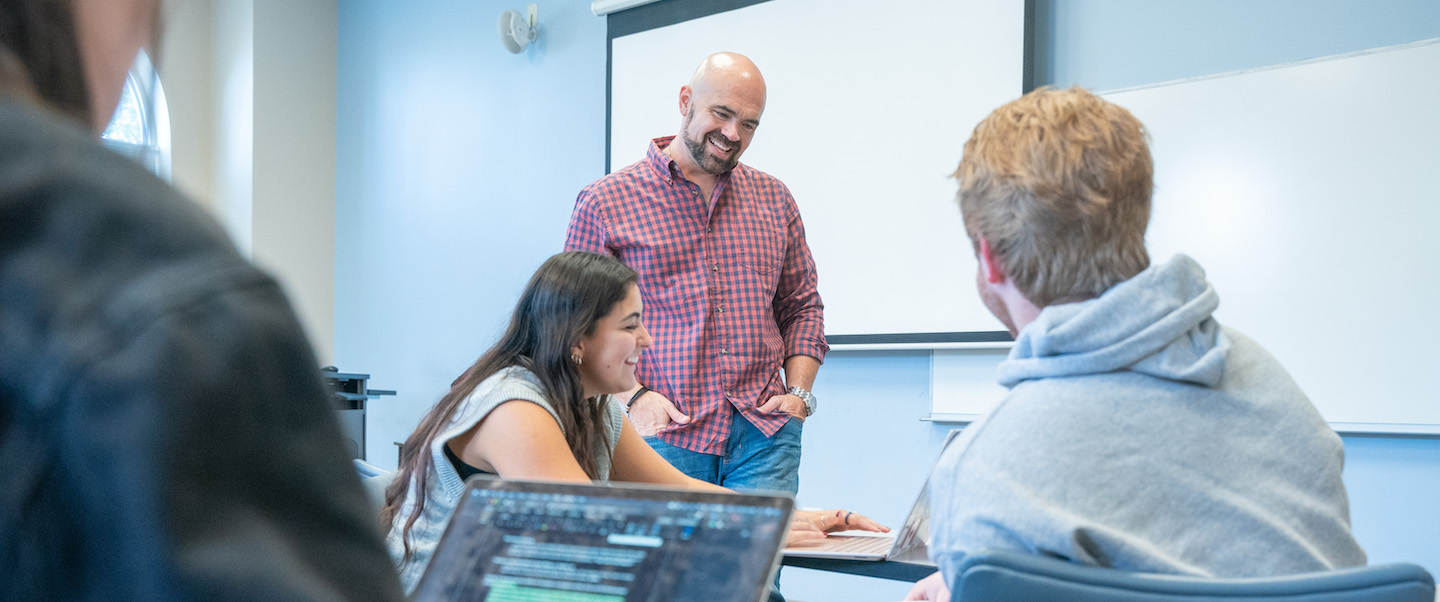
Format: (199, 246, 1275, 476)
(781, 555, 936, 582)
(322, 369, 395, 461)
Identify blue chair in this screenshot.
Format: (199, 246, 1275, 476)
(950, 549, 1435, 601)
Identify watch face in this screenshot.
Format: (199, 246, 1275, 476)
(789, 387, 816, 415)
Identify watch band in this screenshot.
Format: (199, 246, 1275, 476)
(787, 386, 817, 416)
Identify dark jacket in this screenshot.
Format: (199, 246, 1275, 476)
(0, 97, 404, 600)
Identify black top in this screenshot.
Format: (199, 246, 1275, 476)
(0, 97, 405, 600)
(443, 442, 496, 481)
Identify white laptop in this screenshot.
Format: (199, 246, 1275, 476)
(782, 429, 962, 563)
(412, 477, 794, 602)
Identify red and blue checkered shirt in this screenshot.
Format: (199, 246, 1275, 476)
(565, 137, 828, 455)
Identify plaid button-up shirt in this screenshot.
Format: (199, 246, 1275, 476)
(565, 137, 828, 455)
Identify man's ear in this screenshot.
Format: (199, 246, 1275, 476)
(678, 85, 692, 117)
(978, 236, 1007, 284)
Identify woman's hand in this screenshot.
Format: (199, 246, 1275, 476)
(784, 508, 889, 547)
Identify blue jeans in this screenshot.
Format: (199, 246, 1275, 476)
(646, 408, 801, 602)
(644, 407, 803, 494)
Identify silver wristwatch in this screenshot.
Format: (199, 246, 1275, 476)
(787, 386, 817, 416)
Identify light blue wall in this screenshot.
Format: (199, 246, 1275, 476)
(1035, 0, 1440, 91)
(335, 1, 1440, 600)
(336, 0, 607, 463)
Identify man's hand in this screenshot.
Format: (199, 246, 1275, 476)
(904, 572, 950, 602)
(627, 390, 690, 437)
(758, 393, 806, 421)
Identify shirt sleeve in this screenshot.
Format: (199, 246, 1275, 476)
(926, 420, 1034, 581)
(771, 187, 829, 363)
(564, 189, 611, 255)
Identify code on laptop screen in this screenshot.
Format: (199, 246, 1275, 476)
(413, 483, 791, 602)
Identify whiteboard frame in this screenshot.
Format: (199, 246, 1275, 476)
(922, 411, 1440, 436)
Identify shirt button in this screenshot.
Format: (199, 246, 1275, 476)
(712, 264, 719, 272)
(719, 349, 729, 356)
(725, 390, 734, 397)
(716, 305, 724, 313)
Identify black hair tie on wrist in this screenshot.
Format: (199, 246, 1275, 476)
(627, 386, 650, 409)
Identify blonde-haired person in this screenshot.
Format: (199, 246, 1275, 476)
(1, 0, 403, 599)
(906, 87, 1364, 600)
(383, 251, 885, 594)
(957, 85, 1153, 314)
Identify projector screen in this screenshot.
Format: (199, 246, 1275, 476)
(607, 0, 1028, 343)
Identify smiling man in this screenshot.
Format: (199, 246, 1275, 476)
(565, 53, 827, 500)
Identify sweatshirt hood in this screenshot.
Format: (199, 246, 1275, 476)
(997, 254, 1230, 388)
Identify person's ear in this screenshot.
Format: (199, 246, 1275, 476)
(678, 85, 693, 117)
(978, 236, 1007, 284)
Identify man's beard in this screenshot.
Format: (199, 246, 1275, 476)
(680, 111, 739, 175)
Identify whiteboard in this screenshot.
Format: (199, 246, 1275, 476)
(931, 40, 1440, 431)
(609, 0, 1025, 338)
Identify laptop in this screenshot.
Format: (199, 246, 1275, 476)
(782, 429, 963, 563)
(412, 477, 795, 602)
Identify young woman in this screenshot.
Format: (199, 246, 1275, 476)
(381, 251, 884, 590)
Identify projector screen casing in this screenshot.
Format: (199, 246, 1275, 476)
(606, 0, 1031, 344)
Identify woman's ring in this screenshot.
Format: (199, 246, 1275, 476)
(844, 511, 853, 526)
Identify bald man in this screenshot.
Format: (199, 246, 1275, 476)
(565, 53, 827, 495)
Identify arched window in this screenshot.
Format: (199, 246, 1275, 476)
(101, 50, 170, 182)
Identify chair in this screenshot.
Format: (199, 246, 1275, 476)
(352, 458, 386, 478)
(949, 549, 1436, 602)
(351, 458, 396, 509)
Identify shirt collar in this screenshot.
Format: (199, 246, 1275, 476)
(645, 136, 678, 182)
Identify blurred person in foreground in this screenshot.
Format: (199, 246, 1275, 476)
(0, 1, 404, 598)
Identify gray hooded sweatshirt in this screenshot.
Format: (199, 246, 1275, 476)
(928, 254, 1366, 579)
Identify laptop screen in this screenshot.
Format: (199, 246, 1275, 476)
(412, 478, 794, 602)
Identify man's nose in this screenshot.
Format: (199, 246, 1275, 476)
(721, 120, 741, 141)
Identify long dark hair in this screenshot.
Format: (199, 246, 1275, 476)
(0, 0, 92, 125)
(382, 251, 638, 564)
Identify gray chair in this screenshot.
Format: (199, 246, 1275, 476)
(949, 549, 1435, 602)
(351, 458, 395, 510)
(352, 458, 386, 478)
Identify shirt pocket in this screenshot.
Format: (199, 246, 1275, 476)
(741, 227, 784, 274)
